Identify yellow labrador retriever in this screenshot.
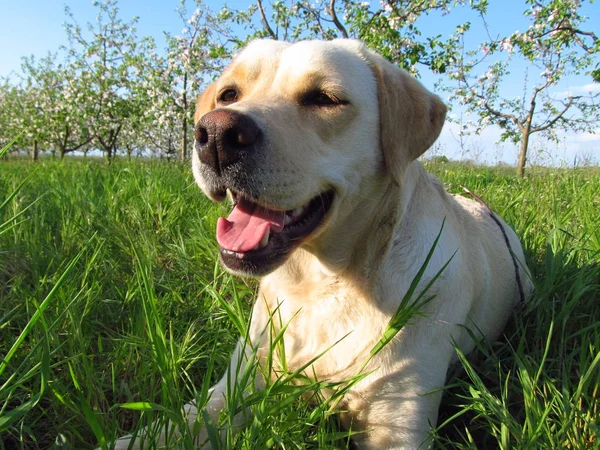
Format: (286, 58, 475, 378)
(113, 39, 532, 449)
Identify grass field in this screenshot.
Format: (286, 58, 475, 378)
(0, 157, 598, 449)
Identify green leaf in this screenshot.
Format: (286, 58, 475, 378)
(119, 402, 156, 411)
(0, 132, 22, 159)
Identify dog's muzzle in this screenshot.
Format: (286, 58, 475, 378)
(195, 109, 262, 175)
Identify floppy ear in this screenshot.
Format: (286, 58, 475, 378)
(366, 51, 447, 185)
(194, 82, 217, 124)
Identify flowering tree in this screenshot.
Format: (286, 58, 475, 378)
(63, 0, 151, 161)
(0, 0, 238, 161)
(3, 0, 596, 169)
(121, 0, 242, 161)
(0, 81, 28, 157)
(160, 1, 236, 161)
(445, 0, 599, 176)
(244, 0, 486, 75)
(343, 0, 488, 74)
(19, 55, 92, 159)
(1, 0, 485, 161)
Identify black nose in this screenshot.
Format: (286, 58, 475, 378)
(195, 109, 262, 173)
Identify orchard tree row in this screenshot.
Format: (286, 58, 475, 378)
(0, 1, 240, 162)
(0, 0, 598, 176)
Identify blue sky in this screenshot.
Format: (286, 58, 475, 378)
(1, 0, 598, 165)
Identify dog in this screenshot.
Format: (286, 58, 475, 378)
(111, 39, 533, 449)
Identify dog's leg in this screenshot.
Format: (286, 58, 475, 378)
(192, 341, 259, 449)
(108, 341, 254, 450)
(341, 358, 448, 450)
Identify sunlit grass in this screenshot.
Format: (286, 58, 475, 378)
(0, 158, 598, 449)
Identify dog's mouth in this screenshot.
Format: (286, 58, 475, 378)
(216, 189, 335, 276)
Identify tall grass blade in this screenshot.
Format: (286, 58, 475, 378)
(0, 132, 22, 159)
(0, 325, 49, 431)
(366, 219, 455, 364)
(0, 241, 90, 378)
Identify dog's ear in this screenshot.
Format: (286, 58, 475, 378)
(366, 51, 447, 185)
(194, 82, 217, 124)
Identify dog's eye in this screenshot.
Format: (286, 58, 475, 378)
(303, 91, 347, 107)
(219, 89, 239, 104)
(312, 92, 336, 106)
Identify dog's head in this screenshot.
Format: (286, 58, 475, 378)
(192, 39, 446, 276)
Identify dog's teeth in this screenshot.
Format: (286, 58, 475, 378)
(285, 206, 306, 225)
(259, 227, 270, 248)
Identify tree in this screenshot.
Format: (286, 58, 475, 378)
(125, 0, 240, 161)
(242, 0, 486, 75)
(445, 0, 599, 176)
(162, 1, 236, 161)
(0, 80, 29, 157)
(20, 55, 92, 159)
(63, 0, 150, 161)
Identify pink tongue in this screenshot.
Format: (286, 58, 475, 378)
(216, 199, 286, 252)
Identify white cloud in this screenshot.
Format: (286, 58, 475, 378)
(554, 83, 600, 97)
(567, 129, 600, 142)
(571, 83, 600, 93)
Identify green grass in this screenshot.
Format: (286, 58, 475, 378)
(0, 158, 598, 449)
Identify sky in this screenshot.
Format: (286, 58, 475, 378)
(0, 0, 599, 165)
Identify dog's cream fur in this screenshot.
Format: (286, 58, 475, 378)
(112, 39, 533, 450)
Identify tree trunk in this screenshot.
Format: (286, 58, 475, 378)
(180, 72, 189, 162)
(33, 140, 39, 162)
(517, 129, 531, 178)
(181, 114, 188, 162)
(517, 91, 538, 178)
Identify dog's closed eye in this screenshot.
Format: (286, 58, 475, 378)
(301, 90, 349, 108)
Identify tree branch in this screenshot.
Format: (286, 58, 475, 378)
(481, 99, 522, 129)
(328, 0, 348, 39)
(65, 135, 93, 153)
(457, 68, 521, 128)
(531, 26, 599, 53)
(298, 5, 328, 39)
(531, 96, 576, 133)
(256, 0, 277, 40)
